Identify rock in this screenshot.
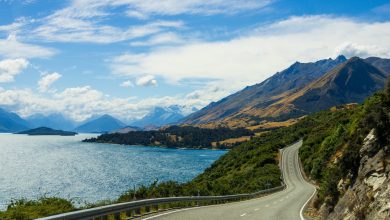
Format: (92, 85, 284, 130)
(364, 172, 386, 191)
(313, 131, 390, 220)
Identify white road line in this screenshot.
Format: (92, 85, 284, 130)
(142, 207, 203, 220)
(240, 213, 247, 217)
(299, 188, 316, 220)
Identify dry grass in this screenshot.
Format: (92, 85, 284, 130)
(211, 136, 251, 148)
(247, 118, 301, 131)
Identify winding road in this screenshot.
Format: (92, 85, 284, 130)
(145, 140, 316, 220)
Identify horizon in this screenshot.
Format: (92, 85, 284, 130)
(0, 0, 390, 122)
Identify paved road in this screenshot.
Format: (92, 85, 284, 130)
(146, 141, 316, 220)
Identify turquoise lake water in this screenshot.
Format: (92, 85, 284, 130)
(0, 133, 225, 209)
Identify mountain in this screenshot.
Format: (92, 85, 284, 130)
(0, 108, 30, 132)
(288, 57, 387, 115)
(132, 105, 194, 128)
(18, 127, 77, 136)
(182, 55, 347, 127)
(75, 114, 127, 133)
(182, 56, 390, 127)
(26, 113, 76, 131)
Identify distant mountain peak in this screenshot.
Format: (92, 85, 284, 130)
(131, 105, 196, 128)
(335, 55, 347, 62)
(75, 114, 126, 133)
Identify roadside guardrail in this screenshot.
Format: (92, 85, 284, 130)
(38, 183, 285, 220)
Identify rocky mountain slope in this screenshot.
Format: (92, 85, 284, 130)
(182, 56, 390, 128)
(182, 55, 347, 126)
(323, 130, 389, 219)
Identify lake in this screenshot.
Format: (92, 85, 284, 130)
(0, 133, 226, 210)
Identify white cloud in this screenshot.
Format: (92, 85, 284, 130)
(0, 35, 56, 59)
(136, 75, 157, 87)
(21, 0, 270, 43)
(110, 16, 390, 87)
(0, 58, 29, 83)
(33, 14, 184, 43)
(334, 42, 390, 58)
(120, 80, 134, 87)
(38, 72, 62, 92)
(0, 17, 28, 33)
(0, 85, 201, 122)
(118, 0, 273, 16)
(130, 32, 185, 46)
(27, 0, 185, 43)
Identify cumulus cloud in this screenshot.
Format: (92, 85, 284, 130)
(0, 35, 56, 59)
(0, 85, 205, 122)
(334, 42, 390, 58)
(120, 80, 134, 87)
(0, 58, 29, 83)
(110, 16, 390, 87)
(136, 75, 157, 86)
(38, 72, 62, 92)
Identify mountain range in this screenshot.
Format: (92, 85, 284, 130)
(131, 105, 194, 128)
(182, 56, 390, 127)
(0, 105, 193, 133)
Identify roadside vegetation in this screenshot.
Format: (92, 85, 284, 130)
(2, 79, 389, 219)
(299, 78, 390, 207)
(0, 197, 75, 220)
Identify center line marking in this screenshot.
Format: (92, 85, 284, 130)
(241, 213, 247, 217)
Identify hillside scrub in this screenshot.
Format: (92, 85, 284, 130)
(299, 78, 390, 208)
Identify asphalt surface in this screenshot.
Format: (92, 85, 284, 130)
(145, 140, 316, 220)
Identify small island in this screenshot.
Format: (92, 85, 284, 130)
(17, 127, 78, 136)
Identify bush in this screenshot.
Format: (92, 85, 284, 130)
(0, 197, 75, 220)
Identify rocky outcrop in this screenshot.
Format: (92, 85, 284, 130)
(310, 129, 390, 219)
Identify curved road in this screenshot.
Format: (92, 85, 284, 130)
(146, 140, 316, 220)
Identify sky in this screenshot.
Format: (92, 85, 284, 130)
(0, 0, 390, 122)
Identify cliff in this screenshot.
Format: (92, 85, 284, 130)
(307, 129, 390, 219)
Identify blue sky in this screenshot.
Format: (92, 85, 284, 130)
(0, 0, 389, 122)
